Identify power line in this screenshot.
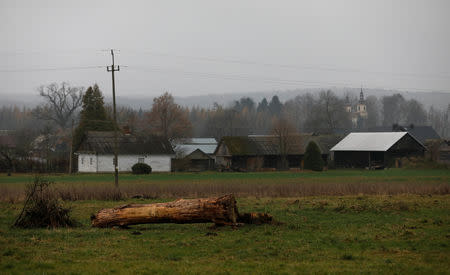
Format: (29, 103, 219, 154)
(0, 49, 107, 55)
(2, 47, 448, 79)
(123, 49, 450, 80)
(0, 62, 447, 93)
(0, 66, 104, 73)
(125, 65, 450, 93)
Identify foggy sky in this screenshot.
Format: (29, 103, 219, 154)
(1, 0, 449, 99)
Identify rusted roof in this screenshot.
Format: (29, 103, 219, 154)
(216, 134, 341, 156)
(76, 131, 174, 155)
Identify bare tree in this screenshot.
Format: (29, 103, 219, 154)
(147, 92, 192, 140)
(33, 82, 84, 129)
(429, 104, 450, 138)
(302, 90, 351, 132)
(365, 95, 380, 128)
(271, 117, 299, 169)
(404, 99, 427, 125)
(0, 129, 36, 175)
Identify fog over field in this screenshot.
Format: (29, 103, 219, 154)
(1, 0, 449, 102)
(2, 89, 450, 110)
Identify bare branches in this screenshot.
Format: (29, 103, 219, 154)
(34, 82, 84, 129)
(147, 92, 192, 140)
(271, 117, 299, 169)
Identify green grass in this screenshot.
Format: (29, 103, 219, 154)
(1, 168, 448, 185)
(0, 195, 449, 274)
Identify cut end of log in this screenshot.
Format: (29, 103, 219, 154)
(238, 213, 273, 224)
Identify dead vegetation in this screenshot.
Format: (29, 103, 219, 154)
(1, 173, 449, 202)
(13, 176, 77, 228)
(1, 180, 449, 202)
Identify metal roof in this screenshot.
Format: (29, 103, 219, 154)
(188, 138, 217, 144)
(173, 138, 218, 155)
(330, 132, 409, 152)
(176, 144, 218, 155)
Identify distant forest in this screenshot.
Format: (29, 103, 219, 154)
(1, 86, 449, 139)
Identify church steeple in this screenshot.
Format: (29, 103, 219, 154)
(359, 87, 365, 103)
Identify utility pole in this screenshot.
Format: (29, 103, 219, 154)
(107, 49, 120, 187)
(68, 118, 74, 174)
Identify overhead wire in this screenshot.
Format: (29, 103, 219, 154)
(0, 66, 105, 73)
(123, 48, 450, 80)
(0, 49, 448, 93)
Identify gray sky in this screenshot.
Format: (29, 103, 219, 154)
(1, 0, 450, 99)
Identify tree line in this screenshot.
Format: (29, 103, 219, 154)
(0, 82, 449, 173)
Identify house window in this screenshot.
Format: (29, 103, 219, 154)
(90, 158, 93, 165)
(138, 157, 145, 163)
(81, 157, 84, 165)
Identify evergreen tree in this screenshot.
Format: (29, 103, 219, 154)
(257, 98, 269, 113)
(269, 95, 282, 116)
(73, 85, 114, 151)
(303, 141, 324, 171)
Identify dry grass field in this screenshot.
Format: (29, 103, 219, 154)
(0, 169, 449, 274)
(0, 169, 448, 202)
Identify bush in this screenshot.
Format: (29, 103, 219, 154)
(304, 141, 324, 171)
(14, 176, 77, 228)
(132, 163, 152, 174)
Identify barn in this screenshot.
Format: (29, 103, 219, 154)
(214, 134, 341, 171)
(330, 132, 426, 168)
(75, 131, 175, 173)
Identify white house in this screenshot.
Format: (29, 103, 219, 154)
(75, 131, 175, 173)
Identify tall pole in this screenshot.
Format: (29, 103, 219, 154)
(107, 49, 120, 187)
(68, 118, 74, 174)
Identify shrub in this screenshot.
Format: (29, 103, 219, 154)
(14, 176, 77, 228)
(132, 163, 152, 174)
(303, 141, 324, 171)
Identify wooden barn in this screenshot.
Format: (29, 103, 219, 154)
(215, 134, 341, 171)
(330, 132, 426, 168)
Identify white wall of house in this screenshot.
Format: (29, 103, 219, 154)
(77, 153, 172, 172)
(78, 154, 98, 173)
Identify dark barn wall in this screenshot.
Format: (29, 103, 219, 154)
(388, 134, 425, 157)
(334, 151, 372, 168)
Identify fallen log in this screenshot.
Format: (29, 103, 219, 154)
(91, 194, 272, 228)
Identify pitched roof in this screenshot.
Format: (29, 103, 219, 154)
(368, 125, 440, 143)
(76, 131, 174, 155)
(216, 134, 341, 156)
(174, 138, 217, 155)
(330, 132, 422, 152)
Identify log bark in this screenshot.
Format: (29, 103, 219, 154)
(92, 194, 240, 228)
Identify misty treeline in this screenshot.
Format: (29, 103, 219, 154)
(1, 82, 449, 173)
(1, 86, 449, 140)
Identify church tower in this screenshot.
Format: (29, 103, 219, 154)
(356, 88, 368, 119)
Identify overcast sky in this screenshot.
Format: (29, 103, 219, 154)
(1, 0, 449, 99)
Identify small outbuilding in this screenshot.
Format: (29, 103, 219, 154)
(330, 132, 426, 168)
(172, 138, 217, 171)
